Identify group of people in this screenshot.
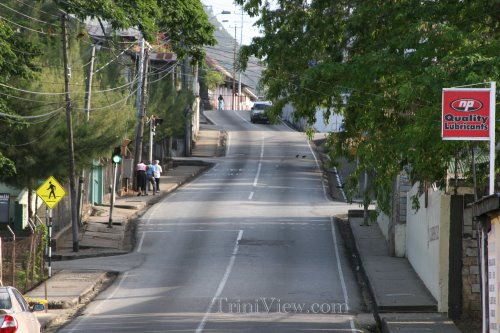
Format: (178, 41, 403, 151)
(136, 160, 163, 196)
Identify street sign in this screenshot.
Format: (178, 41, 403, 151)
(442, 88, 492, 140)
(36, 176, 66, 209)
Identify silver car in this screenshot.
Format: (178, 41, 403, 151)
(250, 101, 272, 123)
(0, 286, 45, 332)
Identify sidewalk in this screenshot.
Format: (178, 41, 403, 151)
(26, 123, 222, 331)
(347, 210, 462, 333)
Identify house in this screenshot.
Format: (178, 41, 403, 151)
(203, 10, 262, 111)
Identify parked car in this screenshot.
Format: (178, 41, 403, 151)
(0, 287, 45, 333)
(250, 101, 272, 124)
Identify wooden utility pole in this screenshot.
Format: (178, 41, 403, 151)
(61, 14, 79, 252)
(232, 25, 237, 110)
(133, 37, 149, 178)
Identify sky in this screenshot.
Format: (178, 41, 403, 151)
(202, 0, 261, 45)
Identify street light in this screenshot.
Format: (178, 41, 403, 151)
(223, 21, 240, 111)
(209, 10, 231, 20)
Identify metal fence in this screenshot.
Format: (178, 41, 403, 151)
(0, 223, 46, 293)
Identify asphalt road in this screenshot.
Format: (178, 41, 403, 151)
(57, 111, 363, 332)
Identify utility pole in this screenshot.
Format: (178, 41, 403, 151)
(133, 36, 146, 184)
(77, 43, 96, 227)
(149, 117, 154, 163)
(84, 44, 96, 121)
(237, 10, 243, 110)
(61, 13, 79, 252)
(232, 25, 237, 110)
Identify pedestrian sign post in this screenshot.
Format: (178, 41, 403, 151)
(36, 176, 66, 209)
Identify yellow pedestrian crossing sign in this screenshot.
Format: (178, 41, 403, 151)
(36, 176, 66, 209)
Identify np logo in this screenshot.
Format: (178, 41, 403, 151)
(450, 99, 483, 112)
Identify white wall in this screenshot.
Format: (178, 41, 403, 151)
(377, 210, 390, 241)
(281, 103, 344, 133)
(406, 183, 450, 311)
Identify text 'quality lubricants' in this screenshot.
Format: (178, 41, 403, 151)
(442, 89, 491, 140)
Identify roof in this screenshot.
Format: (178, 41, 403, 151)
(84, 19, 176, 63)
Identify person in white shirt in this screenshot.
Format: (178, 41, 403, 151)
(153, 160, 163, 192)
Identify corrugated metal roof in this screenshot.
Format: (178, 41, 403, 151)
(448, 150, 489, 176)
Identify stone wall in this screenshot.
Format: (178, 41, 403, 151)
(388, 172, 411, 257)
(462, 205, 482, 319)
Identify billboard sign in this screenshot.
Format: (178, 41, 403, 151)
(442, 88, 491, 140)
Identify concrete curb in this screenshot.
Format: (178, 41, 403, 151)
(52, 162, 213, 261)
(379, 313, 462, 333)
(33, 271, 118, 332)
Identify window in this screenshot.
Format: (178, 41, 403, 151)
(0, 292, 12, 309)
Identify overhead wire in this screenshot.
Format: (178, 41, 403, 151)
(0, 91, 62, 105)
(0, 107, 63, 120)
(0, 2, 59, 28)
(12, 0, 60, 19)
(73, 86, 139, 112)
(0, 113, 64, 147)
(147, 64, 176, 85)
(0, 15, 57, 36)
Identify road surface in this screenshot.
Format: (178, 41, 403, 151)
(57, 110, 364, 332)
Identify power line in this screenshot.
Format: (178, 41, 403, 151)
(12, 0, 60, 19)
(0, 107, 63, 120)
(0, 2, 59, 28)
(0, 113, 63, 147)
(0, 82, 66, 95)
(0, 15, 57, 36)
(73, 86, 139, 112)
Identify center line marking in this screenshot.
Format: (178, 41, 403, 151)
(196, 230, 243, 333)
(252, 135, 265, 187)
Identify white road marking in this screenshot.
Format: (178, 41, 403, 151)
(68, 271, 129, 332)
(248, 191, 254, 200)
(136, 201, 163, 253)
(330, 217, 356, 332)
(253, 163, 262, 187)
(196, 230, 243, 333)
(307, 140, 328, 200)
(252, 135, 265, 188)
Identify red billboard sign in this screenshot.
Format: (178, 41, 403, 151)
(442, 88, 491, 140)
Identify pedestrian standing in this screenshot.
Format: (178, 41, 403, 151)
(146, 161, 156, 195)
(153, 160, 162, 192)
(218, 94, 224, 110)
(136, 160, 147, 196)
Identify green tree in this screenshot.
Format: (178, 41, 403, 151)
(0, 2, 135, 188)
(0, 0, 217, 187)
(54, 0, 216, 60)
(0, 17, 42, 178)
(236, 0, 500, 213)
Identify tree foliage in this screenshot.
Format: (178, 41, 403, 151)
(236, 0, 500, 212)
(0, 0, 214, 189)
(53, 0, 216, 61)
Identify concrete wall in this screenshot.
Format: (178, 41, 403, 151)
(281, 103, 344, 133)
(377, 210, 390, 241)
(406, 183, 450, 311)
